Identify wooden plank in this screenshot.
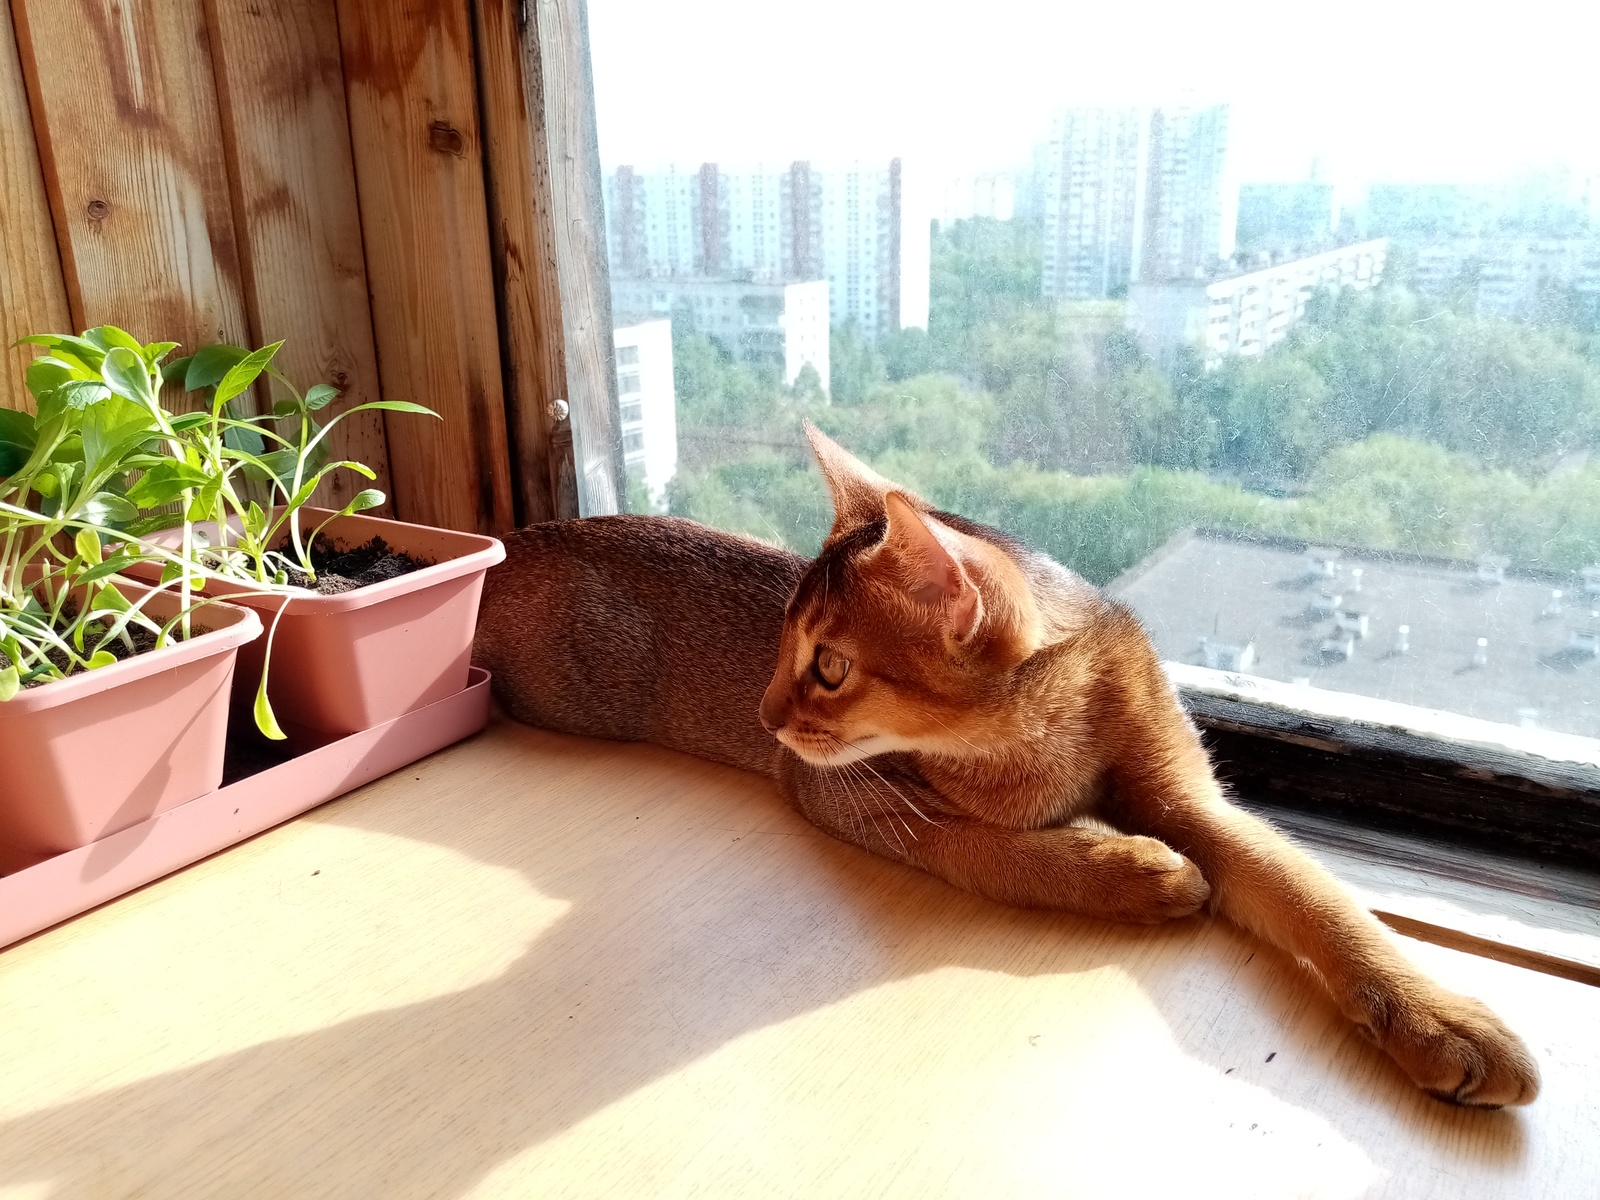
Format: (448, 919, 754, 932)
(333, 0, 515, 535)
(469, 0, 567, 524)
(203, 0, 393, 512)
(11, 0, 249, 355)
(529, 0, 623, 515)
(2, 720, 1599, 1198)
(0, 0, 70, 412)
(1204, 722, 1600, 867)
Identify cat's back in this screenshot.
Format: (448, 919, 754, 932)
(474, 516, 805, 776)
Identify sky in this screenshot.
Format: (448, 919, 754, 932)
(589, 0, 1600, 193)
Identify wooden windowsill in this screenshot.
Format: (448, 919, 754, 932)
(2, 718, 1598, 1197)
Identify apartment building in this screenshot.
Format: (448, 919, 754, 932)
(1236, 181, 1338, 256)
(1039, 105, 1234, 301)
(603, 159, 928, 343)
(611, 277, 829, 389)
(1409, 236, 1600, 320)
(1126, 239, 1387, 366)
(612, 319, 678, 510)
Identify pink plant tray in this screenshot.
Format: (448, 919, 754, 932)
(0, 666, 493, 952)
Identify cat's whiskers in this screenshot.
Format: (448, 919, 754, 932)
(924, 712, 985, 757)
(840, 757, 914, 848)
(830, 753, 900, 852)
(835, 738, 945, 831)
(817, 732, 908, 851)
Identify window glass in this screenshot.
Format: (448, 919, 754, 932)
(589, 1, 1600, 739)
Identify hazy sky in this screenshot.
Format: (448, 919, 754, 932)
(590, 0, 1599, 191)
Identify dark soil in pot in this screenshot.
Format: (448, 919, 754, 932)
(280, 535, 433, 595)
(4, 614, 209, 689)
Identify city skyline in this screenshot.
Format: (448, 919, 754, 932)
(590, 0, 1600, 194)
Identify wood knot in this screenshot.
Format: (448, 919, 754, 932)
(428, 122, 465, 157)
(331, 370, 349, 387)
(86, 199, 111, 221)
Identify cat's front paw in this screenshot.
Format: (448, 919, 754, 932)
(1094, 835, 1211, 924)
(1362, 985, 1540, 1107)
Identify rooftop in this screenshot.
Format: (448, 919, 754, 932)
(1109, 529, 1600, 739)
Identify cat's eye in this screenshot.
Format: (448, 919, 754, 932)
(813, 645, 851, 689)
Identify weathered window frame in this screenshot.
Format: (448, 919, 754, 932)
(517, 3, 1600, 904)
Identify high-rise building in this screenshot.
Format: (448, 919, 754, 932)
(1236, 182, 1337, 257)
(612, 320, 678, 511)
(603, 160, 928, 343)
(1039, 105, 1234, 301)
(1362, 184, 1497, 240)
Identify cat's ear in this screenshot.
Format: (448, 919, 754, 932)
(881, 491, 983, 642)
(804, 421, 897, 541)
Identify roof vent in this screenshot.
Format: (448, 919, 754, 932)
(1517, 708, 1539, 729)
(1542, 589, 1565, 619)
(1477, 556, 1507, 585)
(1310, 591, 1342, 617)
(1568, 628, 1600, 658)
(1307, 548, 1340, 578)
(1392, 624, 1410, 655)
(1319, 634, 1355, 660)
(1582, 566, 1600, 597)
(1471, 637, 1489, 668)
(1334, 610, 1370, 639)
(1199, 636, 1256, 673)
(1349, 567, 1364, 593)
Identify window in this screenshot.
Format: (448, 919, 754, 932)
(617, 371, 641, 394)
(618, 345, 640, 366)
(586, 1, 1600, 853)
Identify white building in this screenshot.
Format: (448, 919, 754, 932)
(611, 277, 829, 389)
(1126, 239, 1387, 366)
(603, 159, 928, 343)
(612, 319, 677, 510)
(1039, 105, 1234, 301)
(1409, 236, 1600, 320)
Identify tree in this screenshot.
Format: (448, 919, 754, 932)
(829, 320, 883, 405)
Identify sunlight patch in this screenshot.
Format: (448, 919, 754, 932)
(0, 822, 565, 1117)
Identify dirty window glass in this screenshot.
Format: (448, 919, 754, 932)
(587, 1, 1600, 739)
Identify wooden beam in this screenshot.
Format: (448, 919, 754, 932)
(0, 0, 69, 412)
(469, 0, 566, 524)
(11, 0, 249, 354)
(333, 0, 515, 535)
(527, 0, 623, 516)
(203, 0, 394, 513)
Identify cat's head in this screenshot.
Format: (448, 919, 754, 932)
(758, 424, 1045, 766)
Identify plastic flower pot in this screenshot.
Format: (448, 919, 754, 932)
(149, 508, 505, 748)
(0, 585, 262, 871)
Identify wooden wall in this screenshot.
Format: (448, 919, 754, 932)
(0, 0, 610, 533)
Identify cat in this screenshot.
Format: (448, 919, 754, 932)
(473, 423, 1539, 1107)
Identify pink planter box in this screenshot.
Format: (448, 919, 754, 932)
(0, 587, 261, 871)
(144, 509, 505, 747)
(0, 667, 492, 951)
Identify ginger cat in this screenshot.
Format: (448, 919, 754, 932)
(474, 424, 1539, 1107)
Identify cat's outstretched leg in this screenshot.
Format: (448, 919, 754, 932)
(1103, 701, 1540, 1106)
(781, 757, 1210, 923)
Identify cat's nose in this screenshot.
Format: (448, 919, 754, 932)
(758, 690, 788, 734)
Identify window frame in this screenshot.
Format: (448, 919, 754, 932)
(511, 0, 1600, 882)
